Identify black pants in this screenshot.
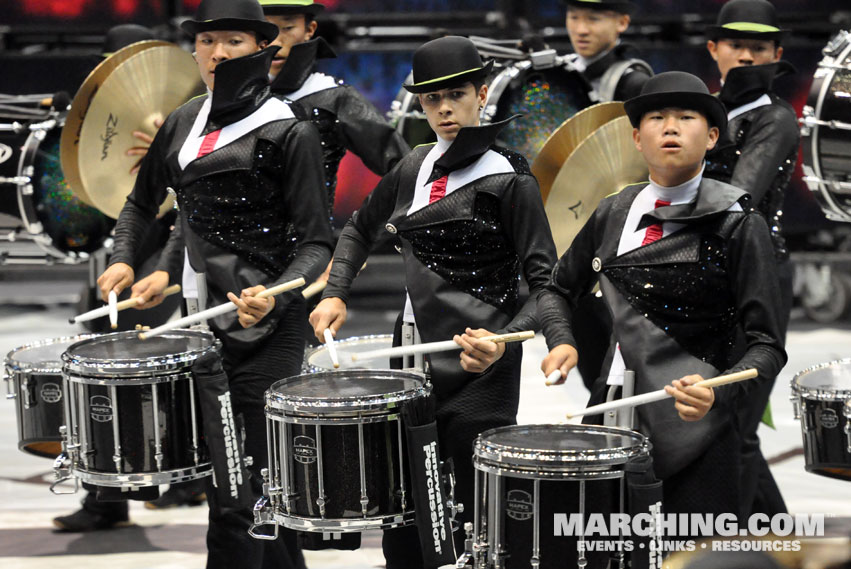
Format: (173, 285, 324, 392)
(205, 298, 307, 569)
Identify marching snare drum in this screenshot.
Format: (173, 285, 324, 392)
(4, 334, 95, 458)
(302, 334, 394, 373)
(254, 369, 428, 533)
(791, 359, 851, 480)
(388, 60, 590, 162)
(469, 424, 650, 569)
(801, 29, 851, 223)
(55, 330, 218, 489)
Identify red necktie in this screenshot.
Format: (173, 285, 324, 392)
(640, 199, 671, 246)
(428, 175, 448, 203)
(197, 129, 222, 158)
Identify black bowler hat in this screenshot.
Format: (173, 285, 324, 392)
(707, 0, 789, 42)
(403, 36, 493, 94)
(562, 0, 637, 15)
(624, 71, 728, 131)
(259, 0, 324, 16)
(102, 24, 154, 56)
(180, 0, 280, 44)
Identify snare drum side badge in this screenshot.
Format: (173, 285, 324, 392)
(505, 489, 534, 521)
(90, 395, 113, 423)
(294, 435, 317, 464)
(819, 408, 839, 429)
(40, 382, 62, 404)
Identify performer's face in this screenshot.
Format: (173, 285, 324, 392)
(418, 83, 488, 142)
(195, 31, 264, 90)
(707, 38, 782, 82)
(633, 108, 719, 186)
(566, 8, 629, 59)
(266, 14, 318, 78)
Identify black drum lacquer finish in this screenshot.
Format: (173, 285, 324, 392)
(799, 398, 851, 480)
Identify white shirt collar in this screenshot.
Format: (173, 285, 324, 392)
(647, 164, 705, 204)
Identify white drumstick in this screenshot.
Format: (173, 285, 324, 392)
(350, 330, 535, 363)
(565, 368, 758, 419)
(108, 291, 118, 330)
(545, 370, 563, 386)
(139, 277, 306, 340)
(323, 328, 340, 369)
(70, 284, 183, 325)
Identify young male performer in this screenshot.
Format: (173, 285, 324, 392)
(539, 72, 787, 518)
(96, 0, 333, 567)
(563, 0, 652, 102)
(703, 0, 798, 516)
(310, 36, 557, 568)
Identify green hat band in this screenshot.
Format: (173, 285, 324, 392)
(259, 0, 314, 6)
(722, 21, 781, 33)
(413, 66, 483, 87)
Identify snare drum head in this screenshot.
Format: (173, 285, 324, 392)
(6, 335, 95, 373)
(793, 359, 851, 397)
(304, 334, 394, 371)
(475, 424, 647, 470)
(489, 63, 591, 163)
(269, 370, 427, 413)
(62, 330, 218, 375)
(20, 124, 113, 253)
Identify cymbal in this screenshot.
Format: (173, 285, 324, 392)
(61, 40, 170, 208)
(76, 44, 204, 219)
(531, 102, 626, 203)
(545, 116, 648, 256)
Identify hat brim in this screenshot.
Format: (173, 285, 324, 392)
(262, 4, 325, 15)
(180, 18, 280, 44)
(624, 91, 728, 132)
(402, 59, 494, 94)
(562, 0, 638, 15)
(707, 25, 790, 42)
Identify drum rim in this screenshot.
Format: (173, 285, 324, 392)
(266, 369, 428, 413)
(791, 357, 851, 400)
(303, 333, 394, 367)
(61, 329, 219, 375)
(5, 333, 98, 374)
(473, 423, 650, 469)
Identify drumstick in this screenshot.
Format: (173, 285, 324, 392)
(323, 328, 340, 369)
(70, 284, 182, 324)
(564, 368, 758, 419)
(350, 330, 535, 363)
(138, 278, 305, 340)
(545, 370, 563, 386)
(108, 291, 118, 330)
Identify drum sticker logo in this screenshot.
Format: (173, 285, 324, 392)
(423, 442, 447, 554)
(100, 113, 119, 161)
(294, 435, 317, 464)
(217, 392, 245, 499)
(40, 382, 62, 404)
(819, 408, 839, 429)
(505, 489, 534, 521)
(90, 395, 113, 422)
(0, 143, 12, 164)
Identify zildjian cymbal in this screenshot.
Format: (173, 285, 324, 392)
(545, 116, 648, 256)
(531, 101, 626, 203)
(61, 40, 170, 208)
(72, 44, 204, 219)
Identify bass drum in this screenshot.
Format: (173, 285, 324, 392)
(801, 29, 851, 223)
(2, 115, 113, 259)
(388, 61, 591, 162)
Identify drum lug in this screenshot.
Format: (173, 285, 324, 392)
(21, 376, 34, 409)
(316, 495, 326, 518)
(249, 496, 280, 541)
(844, 413, 851, 453)
(51, 449, 79, 495)
(790, 394, 800, 420)
(4, 373, 15, 400)
(801, 402, 811, 433)
(455, 522, 475, 568)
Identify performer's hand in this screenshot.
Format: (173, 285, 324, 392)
(127, 118, 163, 175)
(130, 271, 170, 309)
(664, 375, 714, 421)
(227, 285, 276, 328)
(541, 344, 578, 386)
(454, 328, 505, 374)
(309, 297, 347, 342)
(97, 263, 135, 302)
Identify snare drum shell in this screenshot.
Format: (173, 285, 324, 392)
(799, 396, 851, 480)
(8, 369, 65, 458)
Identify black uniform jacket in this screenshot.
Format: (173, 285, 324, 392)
(706, 61, 799, 260)
(323, 118, 557, 401)
(271, 38, 409, 214)
(110, 48, 333, 356)
(538, 178, 787, 481)
(568, 43, 653, 102)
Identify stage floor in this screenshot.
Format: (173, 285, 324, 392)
(1, 286, 850, 568)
